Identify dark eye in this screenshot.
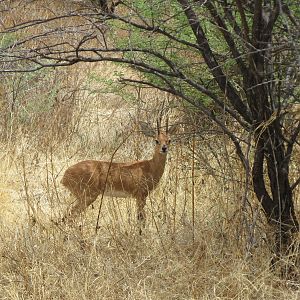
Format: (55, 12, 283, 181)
(169, 139, 171, 144)
(155, 139, 159, 144)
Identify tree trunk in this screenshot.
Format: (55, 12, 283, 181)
(252, 121, 299, 259)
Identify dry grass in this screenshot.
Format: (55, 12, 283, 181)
(0, 164, 299, 300)
(0, 63, 299, 299)
(0, 2, 300, 299)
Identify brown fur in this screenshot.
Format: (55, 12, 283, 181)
(61, 129, 175, 227)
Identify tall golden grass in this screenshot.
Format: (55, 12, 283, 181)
(0, 1, 299, 299)
(0, 60, 299, 299)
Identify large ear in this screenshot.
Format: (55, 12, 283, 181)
(139, 121, 156, 137)
(168, 123, 178, 135)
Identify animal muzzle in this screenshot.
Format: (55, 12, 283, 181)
(161, 145, 168, 153)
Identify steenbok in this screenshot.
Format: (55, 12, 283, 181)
(61, 121, 177, 231)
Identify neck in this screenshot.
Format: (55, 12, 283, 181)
(150, 149, 167, 178)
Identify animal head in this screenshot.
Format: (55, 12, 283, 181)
(139, 121, 178, 154)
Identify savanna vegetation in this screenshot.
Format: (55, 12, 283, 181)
(0, 1, 299, 299)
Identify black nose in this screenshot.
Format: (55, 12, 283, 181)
(162, 145, 168, 152)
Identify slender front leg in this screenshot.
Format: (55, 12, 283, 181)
(136, 196, 146, 234)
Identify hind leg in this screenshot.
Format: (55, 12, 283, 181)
(63, 192, 98, 224)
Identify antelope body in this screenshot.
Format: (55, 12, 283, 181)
(61, 122, 176, 228)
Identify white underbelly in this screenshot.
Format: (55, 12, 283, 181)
(104, 189, 132, 198)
